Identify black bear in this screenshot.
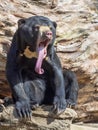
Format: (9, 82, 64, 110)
(6, 16, 79, 118)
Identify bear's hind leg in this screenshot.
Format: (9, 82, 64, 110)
(63, 70, 79, 107)
(23, 79, 46, 109)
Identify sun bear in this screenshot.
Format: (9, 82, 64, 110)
(6, 16, 79, 118)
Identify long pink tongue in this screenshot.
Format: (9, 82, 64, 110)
(35, 45, 46, 74)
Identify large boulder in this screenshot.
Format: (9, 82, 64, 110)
(0, 0, 98, 123)
(0, 105, 77, 130)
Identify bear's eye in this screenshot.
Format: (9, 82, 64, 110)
(49, 26, 53, 30)
(34, 25, 40, 31)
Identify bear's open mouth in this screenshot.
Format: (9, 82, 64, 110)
(35, 39, 51, 74)
(39, 39, 49, 47)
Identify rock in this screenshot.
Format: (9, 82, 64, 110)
(0, 105, 77, 130)
(0, 21, 5, 27)
(0, 99, 4, 104)
(0, 0, 98, 124)
(70, 124, 98, 130)
(4, 27, 15, 37)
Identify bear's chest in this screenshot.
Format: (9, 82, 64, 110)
(17, 55, 53, 74)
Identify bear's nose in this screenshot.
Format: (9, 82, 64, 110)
(45, 31, 52, 39)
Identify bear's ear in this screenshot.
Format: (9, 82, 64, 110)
(18, 18, 26, 28)
(52, 21, 57, 28)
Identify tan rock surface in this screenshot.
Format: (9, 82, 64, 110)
(0, 105, 77, 130)
(0, 0, 98, 123)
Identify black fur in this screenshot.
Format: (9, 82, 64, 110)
(6, 16, 79, 118)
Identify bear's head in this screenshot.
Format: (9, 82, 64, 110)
(17, 16, 57, 74)
(17, 16, 57, 51)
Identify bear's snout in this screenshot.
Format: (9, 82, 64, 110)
(39, 26, 53, 41)
(44, 30, 52, 40)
